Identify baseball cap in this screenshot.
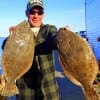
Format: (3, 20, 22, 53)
(27, 0, 44, 11)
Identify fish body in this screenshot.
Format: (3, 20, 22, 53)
(1, 20, 35, 96)
(56, 28, 99, 100)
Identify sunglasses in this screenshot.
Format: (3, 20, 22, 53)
(29, 10, 44, 15)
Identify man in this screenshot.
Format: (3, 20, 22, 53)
(8, 0, 59, 100)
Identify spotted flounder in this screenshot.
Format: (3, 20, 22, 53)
(56, 28, 99, 100)
(1, 20, 35, 96)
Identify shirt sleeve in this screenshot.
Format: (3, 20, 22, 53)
(1, 37, 8, 50)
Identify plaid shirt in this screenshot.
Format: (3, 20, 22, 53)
(16, 24, 59, 100)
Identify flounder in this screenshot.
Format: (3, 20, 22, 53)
(0, 20, 35, 96)
(56, 28, 99, 100)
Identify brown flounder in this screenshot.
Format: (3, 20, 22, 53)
(56, 28, 99, 100)
(1, 20, 35, 96)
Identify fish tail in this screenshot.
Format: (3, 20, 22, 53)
(83, 84, 99, 100)
(1, 82, 19, 96)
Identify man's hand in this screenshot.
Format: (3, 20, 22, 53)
(65, 25, 70, 31)
(9, 26, 15, 34)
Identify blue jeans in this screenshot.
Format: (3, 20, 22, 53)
(6, 95, 16, 100)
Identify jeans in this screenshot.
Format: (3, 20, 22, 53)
(6, 95, 16, 100)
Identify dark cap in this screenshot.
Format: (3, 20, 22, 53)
(27, 0, 44, 11)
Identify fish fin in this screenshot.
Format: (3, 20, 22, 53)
(1, 82, 19, 96)
(0, 75, 5, 91)
(83, 84, 100, 100)
(58, 53, 82, 86)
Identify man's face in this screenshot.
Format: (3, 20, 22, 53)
(27, 7, 44, 27)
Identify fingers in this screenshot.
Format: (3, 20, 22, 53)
(65, 25, 70, 31)
(9, 27, 15, 34)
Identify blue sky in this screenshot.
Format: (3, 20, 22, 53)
(0, 0, 85, 37)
